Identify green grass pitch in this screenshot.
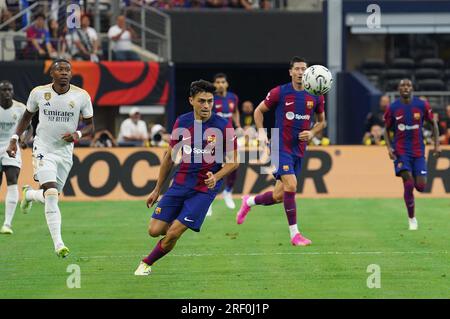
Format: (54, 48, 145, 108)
(0, 198, 449, 298)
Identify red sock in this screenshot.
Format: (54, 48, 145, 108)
(283, 191, 297, 226)
(403, 180, 415, 219)
(254, 191, 276, 206)
(143, 240, 167, 266)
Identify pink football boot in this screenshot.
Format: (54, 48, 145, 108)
(291, 233, 312, 246)
(236, 195, 252, 225)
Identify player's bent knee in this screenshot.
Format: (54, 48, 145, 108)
(283, 184, 297, 193)
(273, 192, 284, 203)
(148, 225, 163, 238)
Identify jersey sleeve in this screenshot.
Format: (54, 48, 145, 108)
(81, 92, 94, 119)
(263, 86, 280, 110)
(169, 118, 181, 148)
(26, 89, 39, 113)
(383, 106, 393, 129)
(315, 95, 325, 114)
(424, 100, 434, 122)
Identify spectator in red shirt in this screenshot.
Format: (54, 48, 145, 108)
(25, 13, 57, 60)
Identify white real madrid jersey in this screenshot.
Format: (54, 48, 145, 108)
(0, 100, 26, 149)
(26, 84, 94, 156)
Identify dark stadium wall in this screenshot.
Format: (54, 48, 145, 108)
(167, 10, 324, 64)
(337, 71, 382, 144)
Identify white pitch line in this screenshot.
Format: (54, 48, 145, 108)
(0, 250, 447, 262)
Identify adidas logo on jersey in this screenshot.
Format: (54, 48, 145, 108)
(43, 102, 51, 107)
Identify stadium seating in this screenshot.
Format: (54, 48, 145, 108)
(360, 56, 450, 91)
(416, 79, 446, 91)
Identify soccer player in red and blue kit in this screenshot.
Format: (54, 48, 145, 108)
(384, 79, 441, 230)
(236, 57, 326, 246)
(134, 80, 239, 275)
(210, 73, 242, 211)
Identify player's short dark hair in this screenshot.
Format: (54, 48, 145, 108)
(289, 56, 307, 69)
(213, 73, 227, 81)
(51, 59, 71, 70)
(189, 80, 215, 97)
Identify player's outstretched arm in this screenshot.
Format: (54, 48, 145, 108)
(146, 147, 175, 207)
(6, 110, 34, 158)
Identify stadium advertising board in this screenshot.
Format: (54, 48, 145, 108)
(1, 146, 448, 201)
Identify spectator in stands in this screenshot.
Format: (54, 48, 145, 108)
(0, 2, 15, 31)
(239, 100, 258, 147)
(150, 0, 187, 8)
(206, 0, 227, 8)
(232, 0, 274, 9)
(0, 0, 7, 18)
(186, 0, 205, 7)
(437, 104, 450, 145)
(91, 129, 117, 147)
(117, 107, 149, 146)
(259, 0, 272, 9)
(48, 19, 69, 58)
(108, 15, 140, 61)
(363, 124, 385, 146)
(148, 123, 170, 147)
(72, 14, 100, 62)
(241, 100, 255, 130)
(24, 13, 57, 60)
(362, 94, 390, 143)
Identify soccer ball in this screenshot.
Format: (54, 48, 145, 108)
(303, 65, 333, 96)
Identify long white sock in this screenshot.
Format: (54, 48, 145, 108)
(26, 189, 45, 203)
(44, 189, 64, 250)
(4, 185, 19, 227)
(289, 224, 299, 239)
(246, 196, 256, 207)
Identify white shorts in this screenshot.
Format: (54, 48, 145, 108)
(32, 150, 72, 192)
(0, 146, 22, 169)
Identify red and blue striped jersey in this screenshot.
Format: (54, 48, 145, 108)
(264, 83, 325, 157)
(169, 112, 237, 193)
(213, 92, 239, 127)
(384, 97, 434, 158)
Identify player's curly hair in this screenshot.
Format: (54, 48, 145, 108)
(189, 79, 215, 97)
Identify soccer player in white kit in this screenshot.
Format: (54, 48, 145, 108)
(0, 81, 33, 235)
(7, 59, 94, 257)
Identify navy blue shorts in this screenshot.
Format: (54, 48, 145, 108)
(152, 184, 217, 232)
(394, 155, 427, 177)
(272, 151, 303, 180)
